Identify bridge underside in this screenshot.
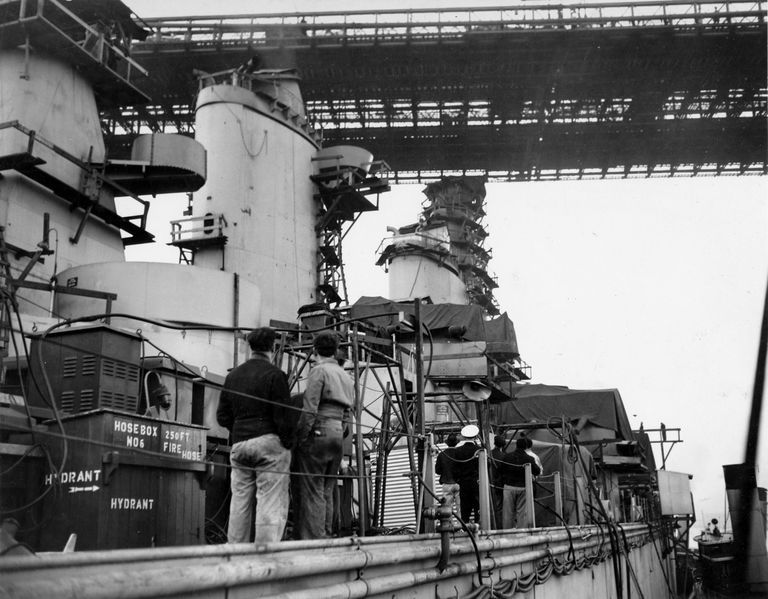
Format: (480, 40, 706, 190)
(104, 9, 767, 182)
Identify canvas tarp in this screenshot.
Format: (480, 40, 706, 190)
(492, 438, 596, 527)
(492, 383, 635, 441)
(350, 296, 519, 357)
(484, 312, 519, 357)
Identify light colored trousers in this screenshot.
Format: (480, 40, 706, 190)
(228, 433, 291, 543)
(502, 485, 528, 529)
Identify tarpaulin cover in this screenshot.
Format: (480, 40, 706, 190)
(632, 430, 658, 472)
(350, 296, 519, 357)
(490, 438, 596, 527)
(484, 312, 519, 357)
(532, 439, 595, 526)
(494, 383, 635, 441)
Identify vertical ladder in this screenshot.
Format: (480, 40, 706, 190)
(0, 226, 14, 362)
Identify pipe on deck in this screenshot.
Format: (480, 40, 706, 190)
(0, 525, 652, 599)
(259, 532, 646, 599)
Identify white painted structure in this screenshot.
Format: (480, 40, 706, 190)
(388, 254, 468, 305)
(0, 52, 108, 193)
(384, 227, 468, 304)
(0, 51, 125, 317)
(26, 68, 325, 375)
(55, 262, 261, 376)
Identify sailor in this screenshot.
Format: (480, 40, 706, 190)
(711, 518, 721, 537)
(498, 437, 541, 528)
(294, 332, 355, 539)
(216, 327, 298, 543)
(435, 433, 461, 515)
(453, 424, 481, 523)
(489, 434, 507, 528)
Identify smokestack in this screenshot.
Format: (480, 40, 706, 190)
(723, 464, 768, 595)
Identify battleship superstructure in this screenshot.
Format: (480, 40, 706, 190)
(4, 2, 763, 598)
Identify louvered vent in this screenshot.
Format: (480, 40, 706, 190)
(62, 357, 78, 378)
(60, 390, 75, 413)
(26, 326, 141, 414)
(79, 389, 94, 411)
(81, 355, 97, 376)
(101, 390, 135, 412)
(102, 359, 139, 381)
(102, 359, 115, 377)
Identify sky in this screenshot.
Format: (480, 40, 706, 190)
(124, 0, 768, 535)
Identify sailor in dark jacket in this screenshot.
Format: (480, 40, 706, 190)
(435, 433, 461, 514)
(217, 327, 297, 543)
(498, 437, 541, 528)
(489, 434, 507, 528)
(452, 425, 481, 523)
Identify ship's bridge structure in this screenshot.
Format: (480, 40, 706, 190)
(105, 0, 768, 182)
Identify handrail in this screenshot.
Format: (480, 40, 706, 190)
(0, 120, 151, 242)
(3, 0, 149, 79)
(169, 213, 227, 244)
(135, 0, 766, 48)
(139, 0, 764, 23)
(0, 120, 150, 225)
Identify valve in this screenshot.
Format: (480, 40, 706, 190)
(422, 497, 457, 571)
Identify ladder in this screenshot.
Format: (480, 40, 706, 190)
(0, 226, 13, 361)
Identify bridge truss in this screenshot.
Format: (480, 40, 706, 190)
(103, 1, 767, 182)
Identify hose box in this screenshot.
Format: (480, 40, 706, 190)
(38, 409, 207, 550)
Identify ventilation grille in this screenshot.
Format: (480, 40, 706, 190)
(60, 390, 75, 413)
(101, 390, 137, 412)
(81, 355, 97, 376)
(102, 359, 140, 382)
(62, 357, 78, 378)
(79, 389, 94, 412)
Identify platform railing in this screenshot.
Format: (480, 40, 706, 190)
(136, 0, 766, 49)
(169, 213, 227, 247)
(1, 0, 149, 85)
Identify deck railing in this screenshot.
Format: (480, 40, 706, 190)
(136, 1, 766, 50)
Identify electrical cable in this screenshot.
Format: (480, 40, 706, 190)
(455, 513, 484, 587)
(0, 295, 69, 514)
(134, 329, 429, 444)
(616, 522, 647, 599)
(2, 296, 35, 435)
(19, 311, 427, 445)
(2, 307, 665, 574)
(0, 541, 35, 556)
(0, 443, 45, 477)
(0, 440, 59, 515)
(565, 422, 625, 599)
(0, 418, 422, 483)
(531, 493, 575, 563)
(11, 293, 66, 321)
(648, 522, 678, 598)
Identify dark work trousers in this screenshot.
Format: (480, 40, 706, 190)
(295, 415, 344, 539)
(492, 484, 504, 529)
(458, 478, 480, 523)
